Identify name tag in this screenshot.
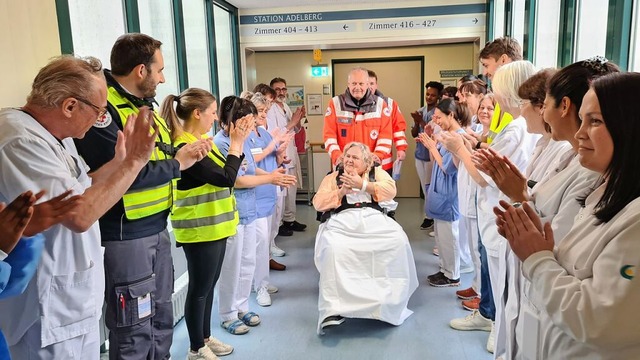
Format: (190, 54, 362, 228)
(138, 293, 151, 319)
(250, 147, 263, 155)
(337, 117, 352, 124)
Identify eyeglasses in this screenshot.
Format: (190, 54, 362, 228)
(75, 96, 107, 118)
(274, 87, 287, 92)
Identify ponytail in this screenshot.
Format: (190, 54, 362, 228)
(160, 94, 184, 141)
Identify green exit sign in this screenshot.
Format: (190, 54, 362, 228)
(311, 65, 329, 77)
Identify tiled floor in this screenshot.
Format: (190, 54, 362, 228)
(165, 198, 493, 360)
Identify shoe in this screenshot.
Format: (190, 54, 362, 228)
(321, 315, 345, 329)
(487, 322, 496, 353)
(270, 245, 285, 257)
(449, 310, 493, 331)
(283, 220, 307, 231)
(420, 218, 434, 229)
(256, 286, 272, 307)
(427, 272, 460, 287)
(220, 319, 249, 335)
(187, 345, 219, 360)
(204, 337, 233, 356)
(429, 231, 436, 238)
(277, 225, 293, 236)
(269, 259, 286, 271)
(238, 311, 261, 326)
(427, 271, 443, 282)
(432, 246, 439, 255)
(456, 287, 479, 300)
(462, 297, 481, 311)
(266, 283, 278, 294)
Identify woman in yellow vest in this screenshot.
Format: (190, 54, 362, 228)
(160, 88, 253, 360)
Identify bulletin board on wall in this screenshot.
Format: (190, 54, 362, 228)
(286, 86, 304, 111)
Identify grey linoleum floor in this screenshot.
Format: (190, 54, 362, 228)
(168, 198, 493, 360)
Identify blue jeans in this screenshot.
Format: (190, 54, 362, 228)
(478, 233, 495, 321)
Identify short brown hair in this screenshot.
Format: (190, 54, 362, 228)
(27, 55, 104, 108)
(479, 37, 522, 61)
(253, 83, 277, 98)
(459, 79, 488, 96)
(518, 68, 556, 106)
(110, 33, 162, 76)
(367, 70, 377, 80)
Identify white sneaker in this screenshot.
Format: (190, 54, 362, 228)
(270, 245, 285, 257)
(187, 345, 219, 360)
(204, 337, 233, 356)
(266, 283, 278, 294)
(487, 322, 496, 353)
(429, 231, 435, 237)
(449, 310, 493, 331)
(256, 286, 272, 307)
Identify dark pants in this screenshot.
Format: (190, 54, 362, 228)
(182, 240, 227, 352)
(103, 230, 174, 360)
(478, 234, 496, 321)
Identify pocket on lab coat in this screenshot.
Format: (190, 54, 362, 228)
(46, 261, 96, 328)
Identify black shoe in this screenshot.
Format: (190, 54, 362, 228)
(283, 220, 307, 232)
(427, 271, 444, 282)
(420, 218, 434, 230)
(278, 225, 293, 236)
(321, 315, 345, 329)
(427, 272, 460, 287)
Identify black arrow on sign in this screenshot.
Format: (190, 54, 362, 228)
(343, 24, 349, 30)
(473, 18, 478, 24)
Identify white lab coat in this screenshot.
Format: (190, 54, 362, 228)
(521, 183, 640, 359)
(510, 156, 601, 360)
(0, 109, 104, 348)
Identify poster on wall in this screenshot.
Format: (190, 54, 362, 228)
(307, 94, 323, 115)
(286, 86, 305, 111)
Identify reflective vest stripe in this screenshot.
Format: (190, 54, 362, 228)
(171, 210, 237, 229)
(170, 132, 239, 243)
(174, 188, 231, 208)
(107, 86, 174, 220)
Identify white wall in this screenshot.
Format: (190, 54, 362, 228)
(0, 0, 61, 108)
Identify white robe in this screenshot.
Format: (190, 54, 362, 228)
(314, 204, 418, 334)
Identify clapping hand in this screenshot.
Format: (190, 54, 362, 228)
(494, 200, 554, 261)
(475, 148, 529, 202)
(439, 131, 465, 153)
(116, 107, 158, 165)
(270, 167, 297, 187)
(24, 190, 81, 237)
(417, 132, 437, 150)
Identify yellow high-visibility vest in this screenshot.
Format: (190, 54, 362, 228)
(171, 132, 238, 243)
(486, 102, 514, 144)
(107, 87, 174, 220)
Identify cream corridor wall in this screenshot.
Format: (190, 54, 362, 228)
(0, 0, 61, 108)
(251, 43, 476, 197)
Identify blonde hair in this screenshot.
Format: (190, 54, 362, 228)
(491, 60, 537, 111)
(159, 88, 216, 141)
(27, 55, 104, 108)
(250, 92, 269, 109)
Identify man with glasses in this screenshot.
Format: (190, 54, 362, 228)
(74, 34, 209, 360)
(267, 77, 307, 248)
(0, 55, 158, 359)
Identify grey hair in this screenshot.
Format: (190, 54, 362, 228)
(27, 55, 104, 108)
(250, 92, 270, 109)
(343, 142, 373, 170)
(348, 67, 369, 81)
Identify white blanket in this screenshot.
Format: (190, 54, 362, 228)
(314, 207, 418, 334)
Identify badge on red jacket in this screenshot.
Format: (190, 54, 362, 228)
(370, 129, 379, 139)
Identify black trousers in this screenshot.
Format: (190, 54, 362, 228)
(182, 239, 227, 351)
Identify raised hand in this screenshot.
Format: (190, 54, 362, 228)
(24, 190, 81, 237)
(417, 132, 437, 151)
(476, 148, 529, 202)
(501, 201, 553, 261)
(175, 139, 211, 170)
(339, 170, 364, 190)
(439, 131, 464, 153)
(410, 111, 423, 124)
(230, 115, 254, 143)
(0, 191, 36, 254)
(270, 167, 297, 187)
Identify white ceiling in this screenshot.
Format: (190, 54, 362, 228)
(226, 0, 394, 9)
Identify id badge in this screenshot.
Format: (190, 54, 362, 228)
(250, 147, 263, 155)
(138, 293, 151, 319)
